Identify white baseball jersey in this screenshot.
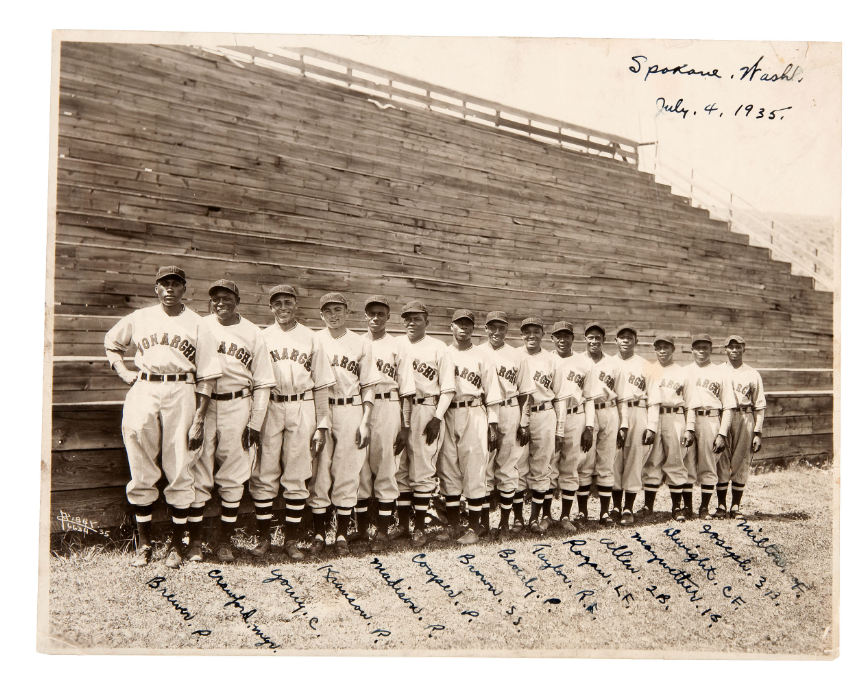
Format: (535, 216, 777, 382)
(448, 344, 503, 407)
(397, 335, 456, 398)
(203, 314, 276, 393)
(517, 348, 565, 403)
(720, 362, 767, 410)
(615, 353, 650, 403)
(316, 329, 378, 400)
(684, 361, 736, 435)
(104, 304, 221, 380)
(557, 353, 592, 408)
(646, 361, 688, 408)
(476, 341, 524, 400)
(264, 321, 335, 394)
(365, 332, 416, 397)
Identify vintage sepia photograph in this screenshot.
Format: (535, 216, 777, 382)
(38, 28, 840, 657)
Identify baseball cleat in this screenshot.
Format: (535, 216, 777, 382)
(164, 547, 183, 569)
(620, 510, 634, 525)
(369, 531, 388, 553)
(185, 541, 204, 563)
(215, 543, 235, 563)
(457, 528, 481, 545)
(600, 512, 614, 526)
(309, 537, 326, 556)
(538, 518, 550, 532)
(411, 529, 427, 547)
(335, 538, 349, 556)
(573, 512, 587, 524)
(558, 518, 577, 533)
(510, 518, 524, 534)
(249, 537, 271, 558)
(389, 524, 409, 541)
(698, 506, 712, 520)
(634, 507, 654, 521)
(528, 520, 544, 534)
(610, 507, 622, 521)
(674, 508, 687, 523)
(729, 504, 744, 519)
(434, 526, 453, 542)
(714, 505, 728, 519)
(130, 545, 152, 567)
(285, 541, 305, 561)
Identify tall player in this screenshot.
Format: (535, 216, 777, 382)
(395, 301, 456, 547)
(549, 322, 595, 532)
(360, 295, 416, 552)
(105, 266, 222, 569)
(477, 311, 527, 537)
(248, 284, 335, 561)
(192, 280, 276, 563)
(718, 335, 765, 518)
(311, 293, 378, 556)
(437, 310, 502, 544)
(682, 333, 736, 519)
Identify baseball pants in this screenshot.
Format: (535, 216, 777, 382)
(550, 408, 586, 491)
(718, 410, 755, 485)
(486, 401, 522, 494)
(684, 414, 721, 486)
(122, 379, 197, 507)
(516, 407, 556, 492)
(359, 395, 401, 502)
(439, 405, 489, 500)
(397, 402, 442, 494)
(249, 396, 316, 501)
(614, 406, 650, 493)
(643, 411, 688, 488)
(193, 395, 253, 505)
(310, 403, 367, 510)
(578, 404, 618, 488)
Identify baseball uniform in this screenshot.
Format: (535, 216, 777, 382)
(550, 351, 595, 501)
(614, 350, 651, 497)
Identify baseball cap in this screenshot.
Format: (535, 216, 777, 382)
(364, 295, 391, 311)
(451, 309, 475, 323)
(268, 284, 297, 301)
(584, 321, 605, 336)
(485, 311, 508, 325)
(616, 323, 639, 337)
(208, 279, 239, 298)
(520, 316, 544, 330)
(550, 321, 574, 335)
(401, 300, 428, 316)
(653, 334, 675, 346)
(691, 333, 713, 345)
(320, 292, 348, 309)
(155, 265, 186, 283)
(725, 334, 746, 346)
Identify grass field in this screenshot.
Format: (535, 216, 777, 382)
(44, 465, 835, 657)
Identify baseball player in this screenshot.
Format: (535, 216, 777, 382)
(248, 284, 335, 561)
(515, 317, 566, 534)
(436, 310, 502, 544)
(477, 311, 528, 537)
(643, 334, 691, 521)
(190, 280, 276, 563)
(579, 322, 627, 524)
(359, 295, 416, 552)
(549, 322, 595, 532)
(682, 333, 736, 519)
(311, 293, 377, 555)
(717, 335, 766, 518)
(612, 324, 652, 525)
(394, 301, 456, 547)
(105, 266, 222, 569)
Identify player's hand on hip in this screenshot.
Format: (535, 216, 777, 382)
(642, 429, 656, 446)
(356, 422, 370, 449)
(311, 428, 327, 456)
(394, 426, 410, 455)
(580, 426, 594, 452)
(187, 419, 204, 451)
(242, 426, 261, 451)
(751, 434, 762, 453)
(516, 424, 530, 447)
(712, 434, 727, 454)
(423, 416, 442, 445)
(681, 430, 695, 448)
(488, 423, 500, 452)
(616, 427, 628, 449)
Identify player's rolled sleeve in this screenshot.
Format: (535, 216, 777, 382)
(250, 330, 277, 390)
(754, 374, 767, 410)
(104, 313, 135, 368)
(194, 322, 222, 381)
(438, 346, 457, 395)
(311, 336, 337, 390)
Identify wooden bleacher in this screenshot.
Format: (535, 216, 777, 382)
(49, 43, 833, 534)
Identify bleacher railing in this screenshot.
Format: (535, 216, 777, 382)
(203, 46, 641, 165)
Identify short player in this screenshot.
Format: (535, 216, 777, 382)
(477, 311, 528, 537)
(248, 284, 335, 561)
(437, 310, 502, 544)
(311, 292, 377, 555)
(579, 322, 627, 524)
(682, 333, 736, 519)
(643, 334, 691, 521)
(105, 266, 221, 569)
(549, 321, 595, 532)
(612, 324, 652, 525)
(717, 335, 766, 518)
(395, 301, 456, 546)
(360, 295, 416, 552)
(191, 280, 276, 563)
(515, 317, 566, 534)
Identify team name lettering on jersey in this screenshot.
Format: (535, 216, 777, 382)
(269, 346, 313, 372)
(498, 364, 519, 385)
(216, 340, 253, 369)
(455, 365, 482, 389)
(138, 332, 197, 361)
(597, 370, 615, 391)
(696, 377, 721, 398)
(413, 359, 438, 381)
(628, 372, 647, 392)
(376, 357, 398, 380)
(332, 355, 360, 377)
(566, 369, 586, 388)
(533, 370, 553, 390)
(734, 382, 754, 399)
(659, 377, 684, 395)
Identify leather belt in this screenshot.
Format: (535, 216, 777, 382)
(624, 399, 647, 408)
(735, 405, 755, 413)
(449, 398, 483, 409)
(330, 396, 361, 406)
(212, 389, 251, 401)
(594, 401, 614, 410)
(566, 405, 584, 415)
(139, 372, 194, 382)
(530, 401, 553, 413)
(695, 408, 721, 417)
(374, 390, 400, 401)
(503, 396, 520, 407)
(660, 406, 685, 415)
(271, 391, 311, 402)
(413, 395, 439, 406)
